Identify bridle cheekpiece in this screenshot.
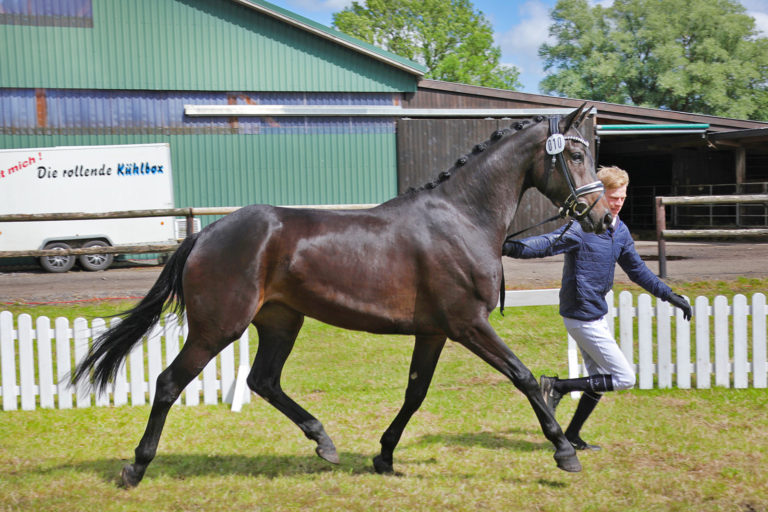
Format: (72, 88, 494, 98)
(546, 116, 604, 221)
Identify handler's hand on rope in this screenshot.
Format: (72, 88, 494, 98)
(667, 292, 692, 321)
(502, 240, 526, 258)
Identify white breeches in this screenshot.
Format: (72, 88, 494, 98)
(563, 316, 636, 390)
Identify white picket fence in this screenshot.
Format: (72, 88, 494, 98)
(568, 290, 767, 390)
(1, 290, 766, 411)
(0, 311, 253, 412)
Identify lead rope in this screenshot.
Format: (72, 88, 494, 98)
(499, 218, 574, 315)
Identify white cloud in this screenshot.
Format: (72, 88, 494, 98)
(749, 11, 768, 36)
(498, 1, 554, 93)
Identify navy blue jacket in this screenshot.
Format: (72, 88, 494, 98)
(503, 219, 672, 321)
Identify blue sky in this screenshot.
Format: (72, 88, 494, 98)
(265, 0, 768, 94)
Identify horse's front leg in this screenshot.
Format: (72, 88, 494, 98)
(374, 334, 446, 474)
(456, 318, 581, 473)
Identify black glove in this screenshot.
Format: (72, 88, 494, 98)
(502, 240, 525, 257)
(667, 293, 692, 321)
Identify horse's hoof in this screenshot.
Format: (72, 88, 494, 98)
(120, 464, 142, 488)
(554, 452, 582, 473)
(316, 445, 340, 464)
(372, 455, 394, 475)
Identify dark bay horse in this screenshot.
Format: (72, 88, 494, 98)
(74, 104, 612, 487)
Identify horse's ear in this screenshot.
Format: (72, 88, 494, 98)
(562, 102, 590, 131)
(575, 102, 591, 127)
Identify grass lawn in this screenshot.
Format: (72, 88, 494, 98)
(1, 279, 767, 511)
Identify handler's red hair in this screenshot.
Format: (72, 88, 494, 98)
(597, 166, 629, 189)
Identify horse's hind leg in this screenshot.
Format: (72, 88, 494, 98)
(374, 334, 446, 474)
(121, 336, 227, 487)
(456, 318, 580, 473)
(248, 303, 339, 464)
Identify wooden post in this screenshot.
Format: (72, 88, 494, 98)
(186, 213, 195, 237)
(735, 147, 746, 189)
(655, 196, 667, 279)
(735, 148, 746, 225)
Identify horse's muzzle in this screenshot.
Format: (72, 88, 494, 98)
(579, 207, 612, 234)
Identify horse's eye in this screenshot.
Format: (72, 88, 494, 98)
(570, 152, 583, 163)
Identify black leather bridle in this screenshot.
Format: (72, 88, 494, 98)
(499, 115, 605, 314)
(545, 115, 604, 221)
(502, 115, 603, 243)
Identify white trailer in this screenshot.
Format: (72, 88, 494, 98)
(0, 143, 177, 272)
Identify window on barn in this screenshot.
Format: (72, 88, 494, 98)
(0, 0, 93, 28)
(0, 88, 397, 136)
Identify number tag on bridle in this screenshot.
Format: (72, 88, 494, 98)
(546, 134, 565, 155)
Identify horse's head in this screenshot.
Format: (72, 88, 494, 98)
(529, 104, 613, 234)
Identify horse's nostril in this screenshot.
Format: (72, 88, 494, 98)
(604, 212, 613, 227)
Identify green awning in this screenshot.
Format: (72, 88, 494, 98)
(596, 124, 709, 135)
(597, 124, 709, 130)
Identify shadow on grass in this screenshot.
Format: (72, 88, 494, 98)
(39, 428, 552, 486)
(536, 478, 569, 488)
(53, 451, 380, 485)
(43, 431, 553, 486)
(413, 428, 551, 452)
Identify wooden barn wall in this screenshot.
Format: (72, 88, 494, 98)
(401, 82, 768, 233)
(402, 88, 548, 110)
(396, 118, 564, 237)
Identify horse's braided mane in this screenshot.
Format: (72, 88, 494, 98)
(402, 116, 543, 195)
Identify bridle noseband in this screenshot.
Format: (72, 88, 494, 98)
(546, 115, 604, 221)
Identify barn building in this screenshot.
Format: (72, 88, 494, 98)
(2, 0, 767, 246)
(400, 81, 768, 234)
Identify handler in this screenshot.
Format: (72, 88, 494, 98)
(502, 166, 692, 451)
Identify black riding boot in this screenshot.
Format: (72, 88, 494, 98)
(564, 390, 603, 450)
(551, 374, 613, 450)
(553, 373, 614, 394)
(539, 373, 614, 414)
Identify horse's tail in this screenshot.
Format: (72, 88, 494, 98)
(73, 233, 199, 393)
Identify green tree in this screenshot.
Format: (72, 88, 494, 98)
(540, 0, 768, 119)
(333, 0, 520, 89)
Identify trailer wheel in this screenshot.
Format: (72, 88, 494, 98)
(40, 242, 76, 273)
(78, 240, 114, 271)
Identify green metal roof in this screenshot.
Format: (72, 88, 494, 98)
(0, 0, 421, 92)
(233, 0, 427, 76)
